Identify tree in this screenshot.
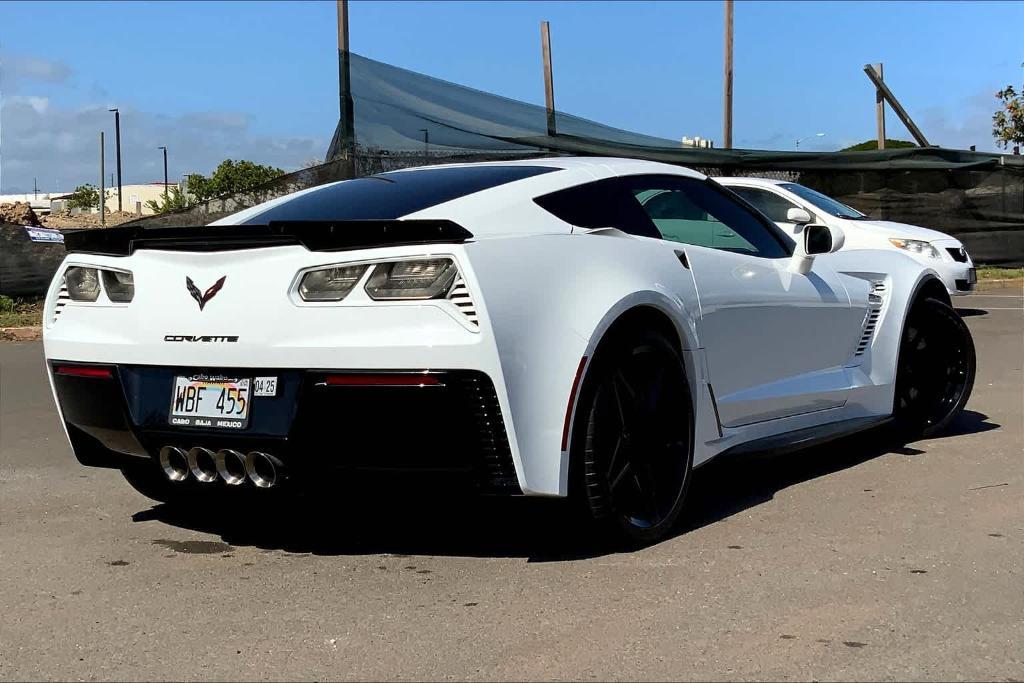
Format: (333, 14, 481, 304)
(185, 159, 285, 202)
(66, 184, 100, 210)
(145, 187, 189, 214)
(840, 139, 917, 152)
(993, 65, 1024, 150)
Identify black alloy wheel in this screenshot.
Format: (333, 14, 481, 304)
(894, 297, 976, 438)
(574, 328, 694, 546)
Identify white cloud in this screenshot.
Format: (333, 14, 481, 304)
(1, 97, 326, 193)
(2, 54, 72, 89)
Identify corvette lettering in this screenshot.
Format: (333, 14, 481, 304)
(164, 335, 239, 342)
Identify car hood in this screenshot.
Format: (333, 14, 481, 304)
(841, 219, 954, 243)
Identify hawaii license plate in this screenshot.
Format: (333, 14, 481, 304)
(169, 375, 251, 429)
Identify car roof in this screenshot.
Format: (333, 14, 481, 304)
(713, 176, 789, 188)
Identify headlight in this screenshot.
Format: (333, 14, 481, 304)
(365, 258, 457, 300)
(101, 270, 134, 302)
(298, 264, 369, 301)
(65, 267, 101, 301)
(889, 238, 940, 259)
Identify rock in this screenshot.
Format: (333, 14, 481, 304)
(0, 202, 41, 226)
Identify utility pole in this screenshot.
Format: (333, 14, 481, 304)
(337, 0, 356, 179)
(722, 0, 734, 149)
(33, 177, 38, 199)
(419, 128, 430, 160)
(158, 146, 168, 202)
(873, 64, 885, 150)
(109, 108, 123, 211)
(541, 21, 556, 138)
(863, 64, 930, 148)
(99, 132, 106, 227)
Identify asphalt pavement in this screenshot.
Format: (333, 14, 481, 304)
(1, 288, 1021, 681)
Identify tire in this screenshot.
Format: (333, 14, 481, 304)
(893, 296, 976, 438)
(572, 327, 694, 546)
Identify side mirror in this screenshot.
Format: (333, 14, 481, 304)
(786, 207, 812, 224)
(789, 224, 844, 274)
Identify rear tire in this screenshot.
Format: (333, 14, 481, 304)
(893, 296, 976, 438)
(572, 328, 694, 547)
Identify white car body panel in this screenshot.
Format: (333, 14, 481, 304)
(45, 157, 944, 499)
(716, 177, 975, 296)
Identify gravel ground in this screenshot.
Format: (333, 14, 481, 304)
(0, 288, 1021, 681)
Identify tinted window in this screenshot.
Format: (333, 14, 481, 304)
(779, 183, 866, 219)
(533, 178, 660, 238)
(729, 186, 800, 223)
(240, 165, 559, 224)
(625, 176, 791, 258)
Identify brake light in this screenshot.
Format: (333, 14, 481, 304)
(54, 365, 113, 379)
(322, 373, 441, 387)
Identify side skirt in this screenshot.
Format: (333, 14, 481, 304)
(701, 415, 893, 464)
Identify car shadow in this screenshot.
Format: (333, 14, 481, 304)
(955, 308, 989, 317)
(133, 410, 1000, 562)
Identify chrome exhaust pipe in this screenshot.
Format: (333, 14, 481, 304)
(245, 451, 284, 489)
(187, 447, 218, 483)
(159, 446, 190, 482)
(215, 449, 247, 486)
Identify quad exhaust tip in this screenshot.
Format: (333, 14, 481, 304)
(187, 447, 219, 483)
(159, 446, 285, 488)
(215, 449, 248, 486)
(245, 451, 284, 489)
(159, 446, 189, 482)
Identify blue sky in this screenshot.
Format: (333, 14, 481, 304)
(1, 0, 1021, 192)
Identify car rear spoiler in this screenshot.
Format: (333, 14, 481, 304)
(62, 220, 473, 256)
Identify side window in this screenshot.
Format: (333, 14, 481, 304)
(624, 175, 791, 258)
(533, 178, 660, 239)
(729, 187, 801, 223)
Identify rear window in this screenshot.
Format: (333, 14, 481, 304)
(240, 165, 559, 225)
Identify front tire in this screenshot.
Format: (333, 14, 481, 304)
(573, 328, 694, 546)
(893, 296, 976, 438)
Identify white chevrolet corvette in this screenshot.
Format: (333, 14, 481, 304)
(44, 158, 975, 544)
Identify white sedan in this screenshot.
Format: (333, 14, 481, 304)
(43, 158, 975, 545)
(716, 177, 976, 296)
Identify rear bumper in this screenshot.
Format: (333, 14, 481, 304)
(50, 363, 521, 494)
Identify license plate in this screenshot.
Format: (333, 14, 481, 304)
(967, 268, 977, 285)
(169, 375, 250, 429)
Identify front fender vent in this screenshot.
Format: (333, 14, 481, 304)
(855, 280, 888, 357)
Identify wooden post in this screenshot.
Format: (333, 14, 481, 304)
(874, 63, 886, 150)
(722, 0, 734, 149)
(99, 132, 105, 227)
(337, 0, 356, 178)
(863, 64, 930, 148)
(541, 21, 556, 137)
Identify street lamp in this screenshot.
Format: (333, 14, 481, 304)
(157, 146, 168, 202)
(795, 132, 825, 151)
(109, 107, 122, 212)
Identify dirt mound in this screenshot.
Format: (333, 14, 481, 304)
(0, 203, 41, 226)
(41, 210, 138, 229)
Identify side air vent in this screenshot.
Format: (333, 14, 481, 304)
(52, 278, 70, 324)
(855, 280, 888, 357)
(447, 274, 479, 326)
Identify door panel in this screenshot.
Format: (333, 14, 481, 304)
(681, 246, 864, 427)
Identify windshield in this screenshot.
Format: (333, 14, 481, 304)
(779, 183, 867, 220)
